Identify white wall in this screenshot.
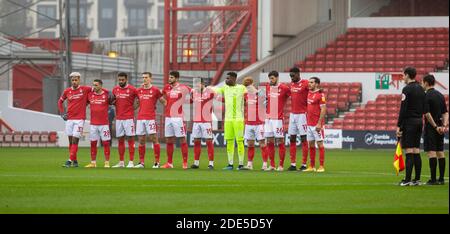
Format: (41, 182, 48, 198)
(348, 16, 450, 28)
(349, 0, 389, 17)
(260, 72, 449, 104)
(272, 0, 319, 48)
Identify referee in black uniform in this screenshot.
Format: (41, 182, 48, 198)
(397, 67, 425, 186)
(422, 74, 449, 185)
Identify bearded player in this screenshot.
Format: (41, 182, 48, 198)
(264, 71, 290, 171)
(111, 72, 138, 168)
(161, 71, 192, 169)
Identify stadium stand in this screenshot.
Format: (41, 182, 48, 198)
(330, 94, 450, 131)
(0, 131, 58, 147)
(293, 27, 449, 78)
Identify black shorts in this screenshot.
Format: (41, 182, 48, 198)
(401, 119, 423, 148)
(423, 125, 444, 152)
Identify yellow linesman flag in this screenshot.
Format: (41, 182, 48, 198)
(393, 141, 405, 176)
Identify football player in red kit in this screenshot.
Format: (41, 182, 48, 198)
(287, 67, 310, 171)
(304, 77, 327, 173)
(264, 71, 291, 171)
(85, 79, 112, 168)
(111, 73, 138, 168)
(190, 78, 215, 169)
(161, 71, 192, 169)
(134, 72, 165, 169)
(58, 72, 94, 168)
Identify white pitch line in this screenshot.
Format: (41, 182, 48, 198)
(0, 171, 448, 181)
(0, 182, 401, 188)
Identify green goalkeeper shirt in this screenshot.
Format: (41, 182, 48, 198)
(213, 84, 247, 121)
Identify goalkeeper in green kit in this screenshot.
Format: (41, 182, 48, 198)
(208, 72, 247, 170)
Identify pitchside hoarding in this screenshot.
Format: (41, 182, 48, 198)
(342, 131, 449, 150)
(183, 130, 448, 150)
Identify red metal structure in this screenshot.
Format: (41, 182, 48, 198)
(164, 0, 258, 85)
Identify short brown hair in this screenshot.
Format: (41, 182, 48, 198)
(242, 77, 254, 87)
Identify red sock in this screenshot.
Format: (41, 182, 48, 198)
(302, 140, 308, 165)
(279, 143, 286, 167)
(248, 146, 255, 162)
(194, 140, 201, 161)
(167, 143, 174, 164)
(103, 141, 110, 161)
(128, 139, 135, 161)
(118, 139, 125, 161)
(138, 144, 145, 164)
(181, 142, 189, 163)
(154, 143, 161, 163)
(69, 143, 73, 161)
(309, 146, 316, 168)
(267, 142, 275, 168)
(206, 140, 214, 161)
(319, 146, 325, 167)
(261, 146, 268, 163)
(70, 144, 78, 161)
(90, 141, 98, 161)
(290, 140, 297, 164)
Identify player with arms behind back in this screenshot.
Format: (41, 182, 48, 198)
(58, 72, 93, 168)
(288, 67, 310, 171)
(242, 77, 268, 170)
(111, 72, 138, 168)
(264, 71, 291, 171)
(85, 79, 112, 168)
(304, 77, 327, 173)
(135, 72, 165, 169)
(190, 78, 215, 169)
(161, 71, 192, 169)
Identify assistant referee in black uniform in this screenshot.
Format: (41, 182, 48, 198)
(397, 67, 425, 186)
(422, 74, 448, 185)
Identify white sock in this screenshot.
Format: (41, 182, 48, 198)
(229, 160, 233, 165)
(209, 161, 214, 166)
(194, 160, 199, 166)
(239, 160, 243, 166)
(91, 161, 96, 164)
(247, 161, 253, 167)
(291, 163, 296, 166)
(263, 162, 268, 167)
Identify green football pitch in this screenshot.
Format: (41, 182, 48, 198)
(0, 147, 448, 214)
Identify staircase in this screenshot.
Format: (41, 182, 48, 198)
(168, 0, 257, 85)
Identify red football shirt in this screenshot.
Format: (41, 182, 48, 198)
(290, 79, 309, 114)
(88, 90, 110, 125)
(112, 85, 137, 120)
(265, 84, 291, 120)
(58, 86, 92, 120)
(244, 91, 265, 125)
(136, 86, 162, 120)
(192, 89, 215, 123)
(307, 90, 326, 126)
(162, 83, 192, 118)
